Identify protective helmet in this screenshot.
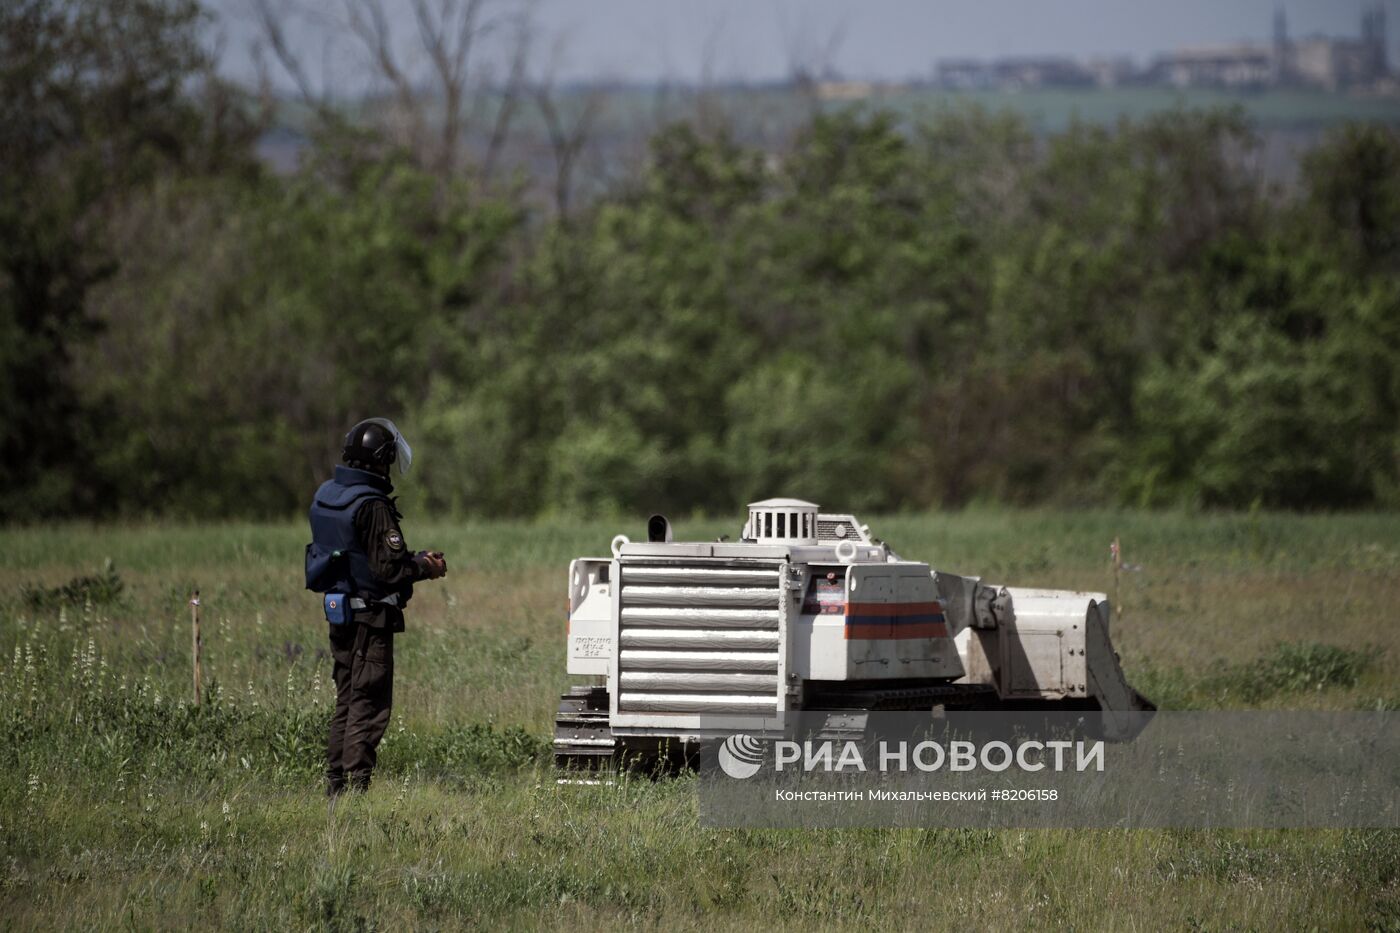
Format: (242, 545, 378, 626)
(342, 418, 413, 475)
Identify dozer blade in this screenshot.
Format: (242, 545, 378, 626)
(1085, 600, 1155, 741)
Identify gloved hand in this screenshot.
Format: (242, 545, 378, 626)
(413, 550, 448, 580)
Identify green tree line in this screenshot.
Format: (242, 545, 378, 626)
(3, 0, 1398, 520)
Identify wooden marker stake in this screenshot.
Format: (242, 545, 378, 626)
(191, 590, 203, 706)
(1111, 536, 1123, 623)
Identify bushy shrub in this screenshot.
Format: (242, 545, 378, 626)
(1209, 641, 1377, 702)
(20, 560, 125, 612)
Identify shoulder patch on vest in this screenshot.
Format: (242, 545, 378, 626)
(385, 530, 404, 551)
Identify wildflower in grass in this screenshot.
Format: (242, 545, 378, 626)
(81, 639, 97, 691)
(23, 642, 36, 699)
(26, 774, 38, 799)
(388, 774, 411, 828)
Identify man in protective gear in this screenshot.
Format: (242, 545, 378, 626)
(305, 418, 448, 796)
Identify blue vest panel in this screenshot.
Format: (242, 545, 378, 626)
(305, 466, 394, 600)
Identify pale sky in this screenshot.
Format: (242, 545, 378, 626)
(209, 0, 1400, 90)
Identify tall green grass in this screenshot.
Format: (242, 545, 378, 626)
(1, 511, 1397, 928)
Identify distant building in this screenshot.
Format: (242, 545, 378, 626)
(935, 56, 1093, 90)
(1151, 4, 1391, 90)
(1286, 5, 1389, 90)
(935, 59, 998, 90)
(933, 4, 1391, 93)
(1149, 44, 1275, 89)
(996, 57, 1096, 89)
(1086, 57, 1138, 88)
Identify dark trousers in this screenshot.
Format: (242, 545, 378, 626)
(326, 620, 394, 794)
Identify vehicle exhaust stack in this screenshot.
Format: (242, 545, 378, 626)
(647, 514, 673, 543)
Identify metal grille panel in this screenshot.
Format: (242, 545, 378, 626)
(817, 514, 868, 543)
(618, 560, 782, 715)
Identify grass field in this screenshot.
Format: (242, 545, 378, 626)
(2, 510, 1398, 929)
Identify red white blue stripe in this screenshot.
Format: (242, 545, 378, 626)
(844, 601, 948, 639)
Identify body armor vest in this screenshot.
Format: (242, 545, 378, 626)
(306, 466, 394, 600)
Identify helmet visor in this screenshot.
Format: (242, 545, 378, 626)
(365, 417, 413, 475)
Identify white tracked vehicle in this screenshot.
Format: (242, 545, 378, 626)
(555, 499, 1154, 771)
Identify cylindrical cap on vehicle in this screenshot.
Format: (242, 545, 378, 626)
(746, 498, 819, 545)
